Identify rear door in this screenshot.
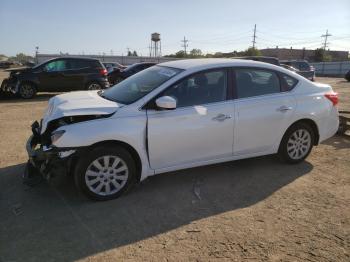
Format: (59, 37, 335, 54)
(147, 69, 235, 170)
(64, 59, 90, 90)
(233, 68, 297, 155)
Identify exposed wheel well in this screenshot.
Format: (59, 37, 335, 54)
(286, 119, 320, 145)
(88, 140, 142, 182)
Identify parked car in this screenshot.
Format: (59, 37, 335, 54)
(0, 57, 109, 99)
(280, 64, 299, 73)
(102, 62, 126, 73)
(345, 70, 350, 82)
(234, 56, 280, 66)
(0, 61, 14, 69)
(108, 62, 156, 85)
(281, 60, 315, 81)
(24, 58, 339, 200)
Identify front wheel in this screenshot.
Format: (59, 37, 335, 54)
(74, 146, 137, 201)
(278, 123, 315, 164)
(18, 82, 36, 99)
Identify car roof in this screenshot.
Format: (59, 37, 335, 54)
(159, 58, 282, 71)
(48, 57, 100, 62)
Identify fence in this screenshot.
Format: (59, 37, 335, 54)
(310, 61, 350, 77)
(36, 54, 179, 65)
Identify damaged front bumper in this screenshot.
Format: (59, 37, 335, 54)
(23, 121, 78, 185)
(0, 77, 20, 94)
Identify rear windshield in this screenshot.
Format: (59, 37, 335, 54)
(292, 62, 310, 71)
(100, 66, 182, 104)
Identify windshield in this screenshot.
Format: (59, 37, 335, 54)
(101, 65, 182, 104)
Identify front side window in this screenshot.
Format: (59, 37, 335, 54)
(235, 69, 280, 99)
(162, 70, 227, 108)
(44, 60, 68, 72)
(101, 66, 182, 104)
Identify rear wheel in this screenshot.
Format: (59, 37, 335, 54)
(18, 82, 36, 99)
(278, 123, 314, 164)
(86, 82, 102, 90)
(74, 146, 137, 201)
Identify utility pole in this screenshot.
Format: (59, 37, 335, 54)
(252, 24, 257, 49)
(35, 46, 39, 64)
(321, 29, 332, 50)
(181, 36, 189, 55)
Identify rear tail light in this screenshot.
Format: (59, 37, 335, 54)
(99, 68, 108, 76)
(324, 92, 338, 106)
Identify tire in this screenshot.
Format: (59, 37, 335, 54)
(278, 122, 315, 164)
(18, 82, 36, 99)
(86, 82, 102, 90)
(74, 146, 137, 201)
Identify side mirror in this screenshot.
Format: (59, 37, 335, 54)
(155, 96, 177, 110)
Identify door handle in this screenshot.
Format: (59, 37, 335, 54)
(277, 106, 293, 112)
(212, 113, 232, 121)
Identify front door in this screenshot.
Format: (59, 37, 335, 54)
(147, 69, 235, 170)
(38, 59, 71, 91)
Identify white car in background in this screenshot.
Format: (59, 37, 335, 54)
(25, 59, 339, 200)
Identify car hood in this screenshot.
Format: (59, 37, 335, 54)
(5, 67, 32, 73)
(41, 91, 121, 134)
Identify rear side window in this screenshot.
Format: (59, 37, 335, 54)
(281, 74, 298, 91)
(69, 60, 90, 69)
(235, 69, 280, 99)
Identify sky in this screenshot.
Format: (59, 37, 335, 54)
(0, 0, 349, 57)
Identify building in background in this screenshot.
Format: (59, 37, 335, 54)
(260, 47, 349, 62)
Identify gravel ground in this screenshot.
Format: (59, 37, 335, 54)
(0, 72, 349, 261)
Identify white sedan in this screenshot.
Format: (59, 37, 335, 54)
(25, 59, 339, 200)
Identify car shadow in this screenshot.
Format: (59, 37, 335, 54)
(0, 156, 313, 261)
(0, 92, 59, 103)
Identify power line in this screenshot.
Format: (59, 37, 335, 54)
(321, 29, 332, 50)
(181, 36, 189, 55)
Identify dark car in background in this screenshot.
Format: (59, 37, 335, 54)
(280, 64, 299, 73)
(281, 60, 315, 81)
(344, 70, 350, 82)
(233, 56, 281, 66)
(103, 62, 126, 73)
(0, 57, 109, 99)
(107, 62, 156, 85)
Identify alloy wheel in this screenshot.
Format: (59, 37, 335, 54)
(85, 155, 129, 196)
(20, 84, 34, 98)
(287, 129, 312, 160)
(87, 83, 101, 90)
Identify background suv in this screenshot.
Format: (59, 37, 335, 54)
(281, 60, 315, 81)
(1, 57, 109, 99)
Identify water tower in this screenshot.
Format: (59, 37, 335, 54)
(150, 33, 161, 57)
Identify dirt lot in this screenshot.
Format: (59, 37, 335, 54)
(0, 72, 349, 261)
